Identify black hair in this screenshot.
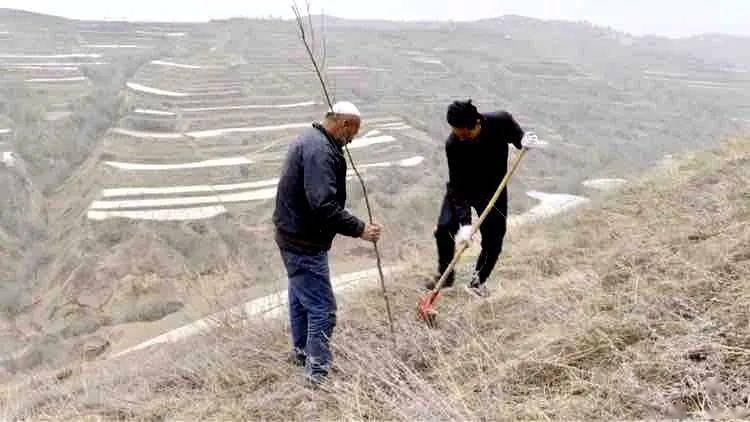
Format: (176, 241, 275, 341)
(446, 99, 480, 129)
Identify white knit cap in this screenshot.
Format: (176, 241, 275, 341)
(330, 101, 361, 118)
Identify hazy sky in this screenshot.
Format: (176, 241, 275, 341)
(4, 0, 749, 37)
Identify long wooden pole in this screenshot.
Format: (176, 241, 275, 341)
(292, 3, 396, 343)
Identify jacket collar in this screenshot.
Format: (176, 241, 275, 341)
(313, 122, 343, 152)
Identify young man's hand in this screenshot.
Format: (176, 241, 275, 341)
(521, 132, 548, 149)
(455, 225, 474, 246)
(361, 223, 382, 243)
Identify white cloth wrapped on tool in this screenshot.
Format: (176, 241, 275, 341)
(455, 225, 474, 245)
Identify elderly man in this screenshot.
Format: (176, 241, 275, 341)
(273, 101, 382, 385)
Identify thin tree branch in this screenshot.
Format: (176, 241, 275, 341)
(320, 11, 328, 83)
(292, 2, 333, 108)
(306, 1, 316, 63)
(291, 1, 396, 343)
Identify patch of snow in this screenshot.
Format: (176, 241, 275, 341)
(411, 57, 443, 65)
(126, 83, 239, 97)
(78, 30, 131, 34)
(720, 67, 748, 74)
(686, 84, 735, 91)
(1, 152, 16, 167)
(44, 111, 72, 121)
(133, 109, 177, 117)
(0, 53, 102, 59)
(137, 31, 187, 37)
(362, 130, 382, 137)
(2, 62, 108, 67)
(582, 178, 628, 191)
(3, 65, 79, 71)
(126, 82, 190, 97)
(381, 125, 413, 131)
(367, 117, 403, 124)
(643, 70, 690, 78)
(509, 191, 589, 227)
(186, 122, 311, 139)
(81, 44, 152, 49)
(151, 60, 203, 69)
(684, 80, 732, 87)
(25, 76, 87, 83)
(644, 76, 730, 87)
(328, 66, 389, 72)
(105, 157, 252, 171)
(355, 156, 425, 170)
(89, 187, 277, 210)
(111, 128, 184, 139)
(101, 178, 279, 197)
(397, 156, 425, 167)
(181, 101, 316, 112)
(374, 122, 407, 129)
(347, 135, 396, 150)
(88, 205, 227, 221)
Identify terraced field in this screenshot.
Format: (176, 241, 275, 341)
(0, 9, 748, 376)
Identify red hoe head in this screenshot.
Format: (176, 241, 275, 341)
(417, 290, 441, 327)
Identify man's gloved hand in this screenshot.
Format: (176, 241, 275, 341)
(455, 225, 474, 246)
(521, 132, 548, 149)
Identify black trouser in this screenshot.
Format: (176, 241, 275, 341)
(434, 192, 507, 284)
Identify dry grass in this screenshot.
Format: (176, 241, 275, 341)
(2, 139, 749, 420)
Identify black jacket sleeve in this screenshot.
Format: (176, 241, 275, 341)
(302, 142, 366, 238)
(445, 142, 473, 226)
(501, 111, 525, 150)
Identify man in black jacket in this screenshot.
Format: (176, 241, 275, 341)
(273, 101, 381, 385)
(427, 99, 525, 298)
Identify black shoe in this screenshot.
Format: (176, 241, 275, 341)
(425, 271, 455, 290)
(305, 372, 332, 391)
(287, 349, 306, 367)
(464, 273, 490, 298)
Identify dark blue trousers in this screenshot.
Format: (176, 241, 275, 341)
(279, 248, 337, 378)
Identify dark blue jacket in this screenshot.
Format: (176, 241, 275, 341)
(273, 123, 365, 253)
